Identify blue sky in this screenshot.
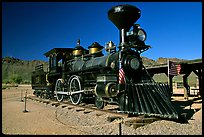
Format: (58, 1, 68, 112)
(2, 2, 202, 61)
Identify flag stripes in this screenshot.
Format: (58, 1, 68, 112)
(119, 61, 125, 84)
(168, 61, 181, 76)
(176, 64, 181, 74)
(119, 68, 125, 84)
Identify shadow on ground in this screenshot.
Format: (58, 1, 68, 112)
(171, 96, 202, 123)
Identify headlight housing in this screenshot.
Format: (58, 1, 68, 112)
(126, 24, 147, 43)
(136, 29, 146, 41)
(123, 55, 140, 71)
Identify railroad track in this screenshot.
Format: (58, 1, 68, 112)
(27, 95, 160, 130)
(27, 95, 128, 117)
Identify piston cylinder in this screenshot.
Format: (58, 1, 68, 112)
(94, 75, 117, 97)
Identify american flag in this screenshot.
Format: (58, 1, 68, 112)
(168, 61, 181, 76)
(119, 61, 126, 84)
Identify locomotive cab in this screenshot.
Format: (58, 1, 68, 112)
(44, 48, 73, 73)
(43, 48, 73, 88)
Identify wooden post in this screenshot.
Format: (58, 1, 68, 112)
(119, 122, 122, 135)
(23, 90, 28, 113)
(183, 74, 190, 100)
(168, 75, 174, 95)
(193, 69, 202, 98)
(198, 69, 202, 97)
(20, 90, 24, 102)
(167, 59, 174, 95)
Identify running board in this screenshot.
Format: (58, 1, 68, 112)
(54, 90, 84, 95)
(119, 83, 178, 119)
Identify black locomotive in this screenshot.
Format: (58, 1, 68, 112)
(32, 4, 178, 119)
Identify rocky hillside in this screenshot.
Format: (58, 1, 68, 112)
(142, 57, 187, 66)
(2, 57, 48, 84)
(141, 56, 159, 66)
(155, 57, 186, 65)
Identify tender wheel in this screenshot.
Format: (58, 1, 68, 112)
(95, 96, 104, 109)
(35, 90, 40, 97)
(69, 75, 82, 105)
(33, 90, 37, 96)
(55, 79, 64, 102)
(40, 90, 46, 98)
(44, 89, 50, 99)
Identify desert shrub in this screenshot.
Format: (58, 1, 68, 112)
(22, 80, 31, 84)
(2, 79, 12, 84)
(2, 84, 7, 89)
(10, 74, 23, 84)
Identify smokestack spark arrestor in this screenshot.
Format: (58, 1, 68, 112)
(108, 5, 141, 47)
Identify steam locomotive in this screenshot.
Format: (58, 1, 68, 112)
(32, 4, 178, 119)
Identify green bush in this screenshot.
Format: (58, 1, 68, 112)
(22, 80, 31, 84)
(2, 84, 7, 89)
(2, 79, 12, 84)
(10, 74, 23, 84)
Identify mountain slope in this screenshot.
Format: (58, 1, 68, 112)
(2, 57, 47, 83)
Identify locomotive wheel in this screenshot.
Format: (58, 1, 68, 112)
(40, 90, 46, 98)
(44, 90, 50, 99)
(95, 96, 104, 109)
(55, 79, 64, 102)
(69, 76, 82, 105)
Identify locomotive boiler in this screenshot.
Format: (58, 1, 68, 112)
(31, 4, 178, 119)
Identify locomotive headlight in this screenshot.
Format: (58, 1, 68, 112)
(127, 27, 147, 43)
(124, 55, 140, 71)
(136, 29, 146, 41)
(130, 58, 140, 70)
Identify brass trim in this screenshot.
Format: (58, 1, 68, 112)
(105, 83, 110, 97)
(105, 82, 116, 97)
(46, 74, 49, 83)
(94, 85, 99, 96)
(89, 47, 101, 54)
(73, 50, 82, 56)
(105, 54, 112, 66)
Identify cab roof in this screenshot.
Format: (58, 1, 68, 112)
(44, 48, 73, 57)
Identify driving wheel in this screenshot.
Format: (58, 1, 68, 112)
(55, 79, 64, 102)
(69, 75, 82, 105)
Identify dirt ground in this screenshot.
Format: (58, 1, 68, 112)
(1, 85, 202, 135)
(2, 85, 86, 135)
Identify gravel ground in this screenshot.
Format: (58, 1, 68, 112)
(55, 104, 202, 135)
(2, 85, 202, 135)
